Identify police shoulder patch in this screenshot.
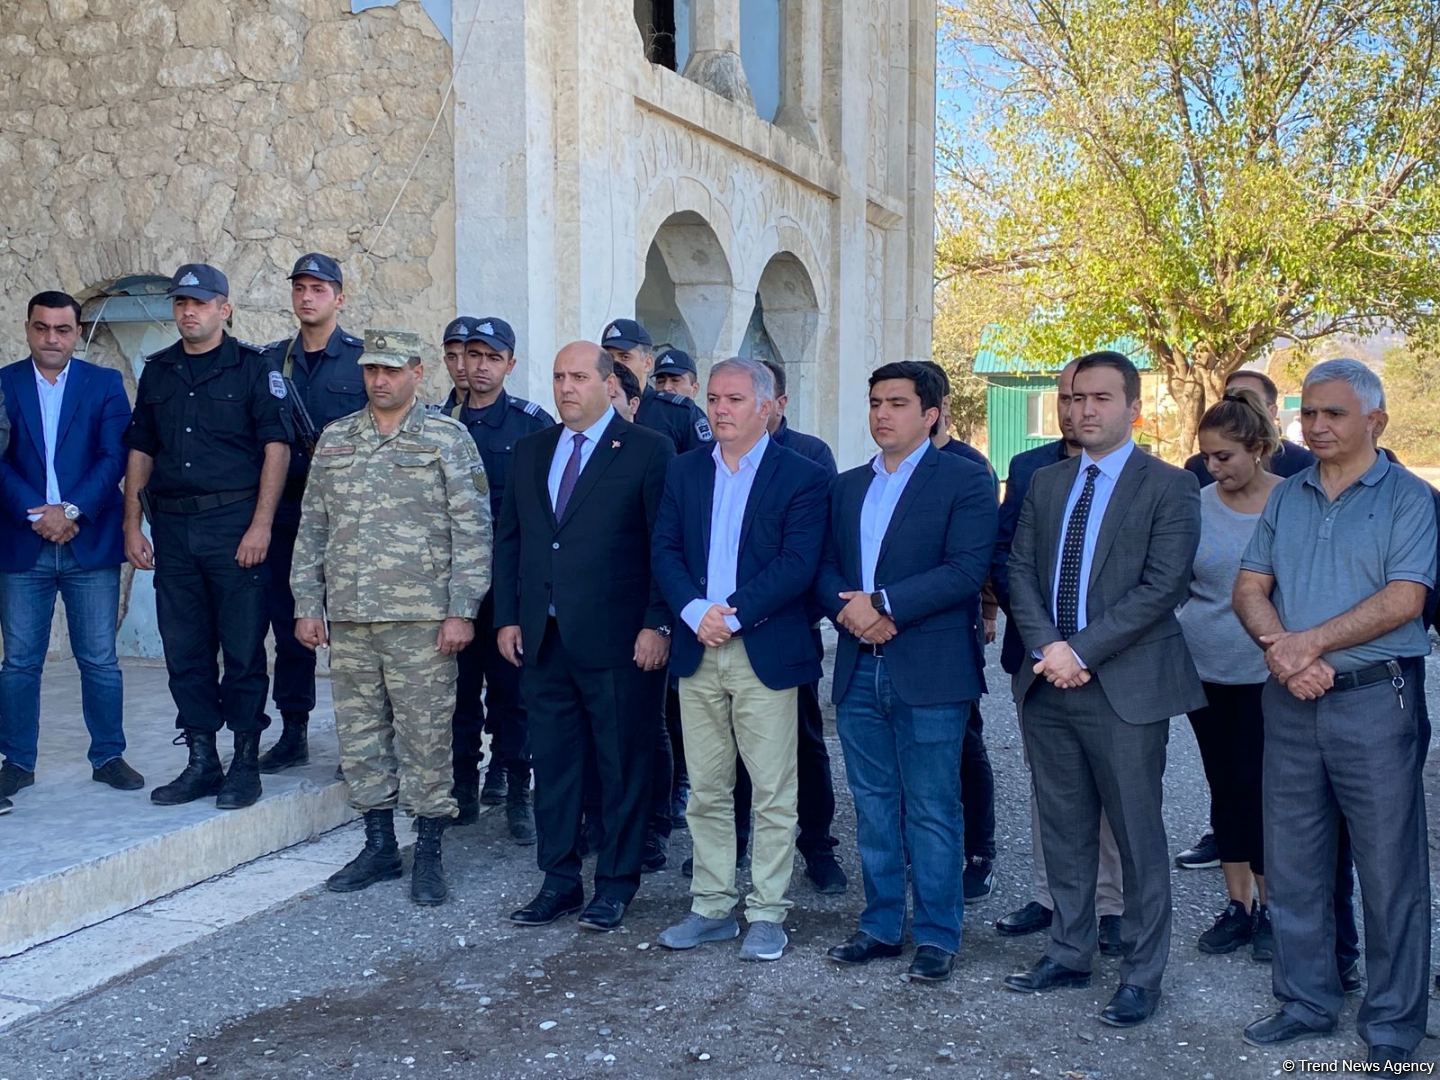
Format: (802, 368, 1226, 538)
(512, 397, 541, 417)
(695, 416, 714, 441)
(237, 339, 266, 353)
(268, 371, 288, 399)
(342, 333, 363, 348)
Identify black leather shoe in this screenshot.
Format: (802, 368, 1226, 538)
(1242, 1011, 1335, 1048)
(1339, 961, 1364, 996)
(0, 760, 36, 798)
(510, 887, 584, 926)
(1003, 956, 1091, 993)
(1368, 1045, 1410, 1067)
(257, 714, 309, 773)
(326, 809, 403, 892)
(1098, 914, 1127, 956)
(151, 731, 224, 805)
(827, 931, 903, 965)
(0, 796, 12, 815)
(995, 901, 1053, 937)
(641, 833, 668, 873)
(904, 945, 955, 983)
(577, 896, 626, 932)
(962, 857, 995, 903)
(215, 731, 262, 809)
(1098, 984, 1160, 1027)
(410, 816, 448, 906)
(92, 758, 145, 790)
(480, 765, 508, 805)
(804, 851, 848, 895)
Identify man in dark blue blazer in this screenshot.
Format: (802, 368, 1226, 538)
(0, 291, 139, 803)
(816, 361, 997, 983)
(652, 357, 828, 963)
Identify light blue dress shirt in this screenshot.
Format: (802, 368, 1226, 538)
(1050, 439, 1136, 638)
(681, 433, 770, 635)
(546, 405, 615, 511)
(859, 438, 930, 613)
(30, 361, 69, 521)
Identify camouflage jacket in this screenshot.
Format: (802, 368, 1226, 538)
(290, 400, 493, 622)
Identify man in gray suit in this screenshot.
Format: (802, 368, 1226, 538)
(1002, 351, 1203, 1028)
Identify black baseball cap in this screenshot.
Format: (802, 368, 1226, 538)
(288, 253, 343, 287)
(468, 316, 516, 353)
(601, 318, 651, 350)
(654, 348, 697, 377)
(443, 316, 477, 344)
(167, 263, 229, 302)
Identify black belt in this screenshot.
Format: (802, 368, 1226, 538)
(1331, 658, 1417, 693)
(857, 642, 885, 657)
(149, 488, 258, 515)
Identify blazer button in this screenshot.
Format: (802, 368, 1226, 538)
(552, 542, 559, 550)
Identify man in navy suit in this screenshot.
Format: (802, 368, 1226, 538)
(815, 360, 996, 983)
(653, 357, 828, 963)
(0, 291, 139, 803)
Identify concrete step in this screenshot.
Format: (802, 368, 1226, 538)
(0, 662, 355, 959)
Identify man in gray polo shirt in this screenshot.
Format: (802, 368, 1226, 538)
(1233, 358, 1436, 1068)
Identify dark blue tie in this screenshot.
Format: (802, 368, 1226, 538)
(1056, 463, 1100, 638)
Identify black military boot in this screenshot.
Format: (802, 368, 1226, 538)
(326, 809, 403, 892)
(411, 816, 449, 905)
(258, 712, 310, 773)
(479, 762, 508, 805)
(452, 756, 481, 826)
(215, 731, 262, 810)
(506, 767, 536, 845)
(150, 731, 225, 805)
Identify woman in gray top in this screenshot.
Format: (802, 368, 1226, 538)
(1177, 389, 1280, 957)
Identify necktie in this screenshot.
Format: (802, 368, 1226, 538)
(1056, 463, 1100, 638)
(553, 431, 586, 520)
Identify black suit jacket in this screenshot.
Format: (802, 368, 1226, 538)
(493, 413, 675, 669)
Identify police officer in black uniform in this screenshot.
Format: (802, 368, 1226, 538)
(255, 253, 367, 773)
(600, 319, 712, 453)
(440, 317, 473, 415)
(451, 316, 554, 841)
(123, 263, 293, 810)
(652, 347, 700, 399)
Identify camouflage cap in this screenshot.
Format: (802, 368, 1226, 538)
(362, 329, 423, 368)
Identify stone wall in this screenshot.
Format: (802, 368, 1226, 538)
(0, 0, 456, 359)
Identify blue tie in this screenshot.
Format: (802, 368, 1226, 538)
(554, 431, 586, 520)
(1056, 463, 1100, 638)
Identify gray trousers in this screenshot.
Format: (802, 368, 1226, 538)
(1022, 680, 1171, 990)
(1262, 667, 1431, 1050)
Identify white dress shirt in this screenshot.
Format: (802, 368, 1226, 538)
(547, 405, 615, 511)
(681, 433, 770, 636)
(29, 361, 70, 522)
(1040, 439, 1136, 667)
(858, 437, 930, 612)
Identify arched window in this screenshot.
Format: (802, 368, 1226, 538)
(635, 0, 692, 72)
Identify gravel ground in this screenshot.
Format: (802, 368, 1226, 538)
(4, 635, 1439, 1080)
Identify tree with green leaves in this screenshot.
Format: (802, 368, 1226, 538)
(937, 0, 1440, 455)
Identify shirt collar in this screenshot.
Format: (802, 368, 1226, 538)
(1079, 439, 1136, 481)
(871, 437, 930, 478)
(566, 405, 615, 447)
(470, 388, 509, 427)
(713, 431, 770, 475)
(32, 359, 71, 386)
(1301, 450, 1391, 493)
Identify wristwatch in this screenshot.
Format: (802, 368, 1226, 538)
(61, 503, 81, 521)
(870, 591, 887, 614)
(653, 625, 671, 638)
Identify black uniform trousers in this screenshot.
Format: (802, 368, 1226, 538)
(524, 620, 653, 903)
(1262, 662, 1431, 1051)
(152, 500, 270, 735)
(453, 592, 528, 777)
(647, 667, 674, 838)
(265, 511, 316, 717)
(960, 702, 996, 860)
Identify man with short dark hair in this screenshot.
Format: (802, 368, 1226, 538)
(1004, 350, 1202, 1028)
(653, 348, 700, 399)
(440, 318, 471, 414)
(601, 319, 712, 453)
(0, 291, 138, 804)
(124, 263, 293, 811)
(452, 316, 553, 841)
(256, 253, 367, 774)
(818, 360, 996, 982)
(610, 363, 643, 420)
(1233, 359, 1435, 1066)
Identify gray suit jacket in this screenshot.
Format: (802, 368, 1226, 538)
(1009, 448, 1205, 724)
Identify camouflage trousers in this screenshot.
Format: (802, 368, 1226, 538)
(329, 621, 458, 819)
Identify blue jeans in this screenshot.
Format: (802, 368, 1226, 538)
(836, 652, 967, 953)
(0, 542, 124, 771)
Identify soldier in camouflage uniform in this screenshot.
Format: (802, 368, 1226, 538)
(290, 330, 492, 906)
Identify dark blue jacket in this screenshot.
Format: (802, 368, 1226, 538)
(652, 439, 829, 691)
(0, 358, 130, 571)
(771, 417, 837, 477)
(263, 326, 367, 508)
(991, 439, 1070, 674)
(816, 445, 997, 707)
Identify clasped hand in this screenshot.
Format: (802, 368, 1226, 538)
(1033, 641, 1088, 689)
(836, 591, 897, 645)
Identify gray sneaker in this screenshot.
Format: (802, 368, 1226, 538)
(739, 920, 788, 962)
(657, 911, 740, 951)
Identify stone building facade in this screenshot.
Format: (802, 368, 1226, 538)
(0, 0, 936, 656)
